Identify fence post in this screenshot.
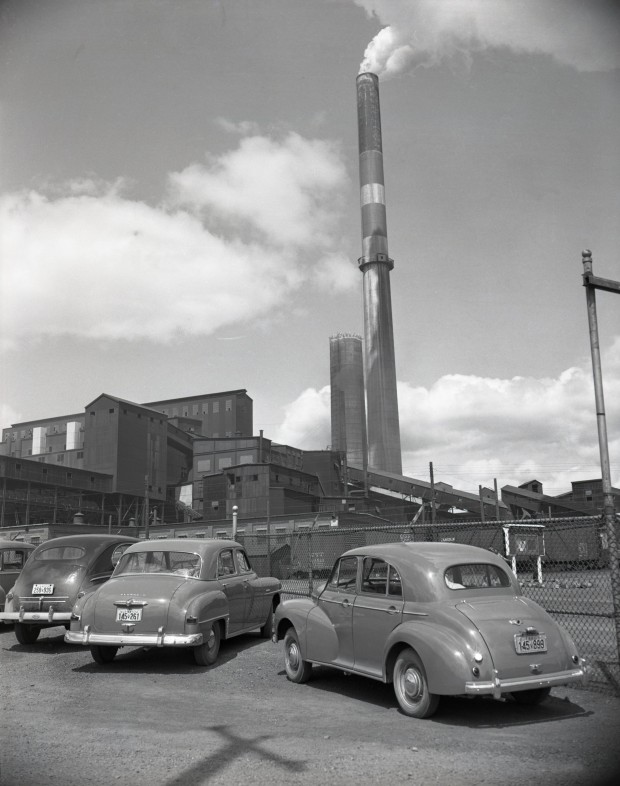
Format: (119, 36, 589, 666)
(582, 249, 620, 658)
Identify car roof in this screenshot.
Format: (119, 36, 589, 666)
(341, 541, 516, 599)
(343, 541, 502, 565)
(0, 539, 36, 550)
(123, 538, 242, 554)
(31, 534, 138, 557)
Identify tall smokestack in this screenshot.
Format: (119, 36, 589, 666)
(357, 72, 402, 474)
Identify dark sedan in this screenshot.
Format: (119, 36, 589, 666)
(0, 534, 137, 644)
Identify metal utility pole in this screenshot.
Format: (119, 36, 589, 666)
(582, 249, 620, 654)
(144, 474, 150, 540)
(429, 462, 437, 525)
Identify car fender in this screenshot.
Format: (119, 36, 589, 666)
(274, 598, 314, 653)
(185, 589, 229, 636)
(384, 620, 489, 696)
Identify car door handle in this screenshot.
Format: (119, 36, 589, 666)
(341, 598, 351, 607)
(386, 606, 399, 615)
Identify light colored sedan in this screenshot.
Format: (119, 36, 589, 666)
(274, 542, 587, 718)
(66, 538, 281, 666)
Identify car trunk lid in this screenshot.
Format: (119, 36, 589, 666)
(456, 596, 570, 678)
(93, 575, 186, 633)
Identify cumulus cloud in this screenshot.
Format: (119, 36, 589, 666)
(354, 0, 620, 77)
(0, 133, 352, 347)
(168, 133, 347, 248)
(1, 403, 22, 431)
(276, 337, 620, 494)
(275, 385, 332, 449)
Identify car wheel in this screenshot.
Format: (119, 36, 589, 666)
(90, 645, 118, 665)
(14, 623, 41, 645)
(283, 627, 312, 683)
(194, 623, 221, 666)
(260, 603, 274, 639)
(393, 648, 439, 719)
(511, 687, 551, 705)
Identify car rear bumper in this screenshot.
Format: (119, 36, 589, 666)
(65, 625, 203, 648)
(0, 609, 72, 624)
(465, 662, 587, 698)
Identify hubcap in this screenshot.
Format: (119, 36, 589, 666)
(403, 667, 423, 702)
(287, 641, 300, 669)
(207, 629, 215, 650)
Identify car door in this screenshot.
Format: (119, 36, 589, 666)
(0, 547, 30, 596)
(234, 549, 263, 627)
(217, 548, 249, 634)
(306, 555, 358, 668)
(352, 557, 404, 677)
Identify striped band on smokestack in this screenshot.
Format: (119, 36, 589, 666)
(357, 71, 392, 268)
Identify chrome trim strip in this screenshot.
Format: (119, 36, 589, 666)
(464, 666, 587, 696)
(65, 630, 203, 647)
(402, 611, 429, 617)
(353, 602, 403, 613)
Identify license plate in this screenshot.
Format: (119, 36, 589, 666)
(116, 608, 142, 623)
(514, 633, 547, 654)
(32, 584, 54, 595)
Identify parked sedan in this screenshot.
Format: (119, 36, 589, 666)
(66, 539, 281, 666)
(0, 539, 36, 622)
(274, 542, 587, 718)
(0, 534, 137, 644)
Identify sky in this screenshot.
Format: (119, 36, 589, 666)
(1, 0, 619, 496)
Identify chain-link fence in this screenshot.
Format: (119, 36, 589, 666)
(236, 515, 619, 694)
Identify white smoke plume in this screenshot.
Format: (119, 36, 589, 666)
(354, 0, 620, 77)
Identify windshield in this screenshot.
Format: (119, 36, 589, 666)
(114, 550, 201, 578)
(444, 563, 510, 590)
(35, 545, 86, 562)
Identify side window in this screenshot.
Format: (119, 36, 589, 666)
(217, 549, 236, 577)
(388, 566, 402, 597)
(361, 558, 388, 594)
(90, 545, 119, 576)
(235, 550, 252, 574)
(1, 549, 27, 571)
(91, 543, 135, 575)
(327, 556, 358, 591)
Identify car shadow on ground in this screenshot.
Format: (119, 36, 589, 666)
(2, 629, 75, 653)
(292, 667, 592, 726)
(162, 724, 306, 786)
(71, 631, 269, 675)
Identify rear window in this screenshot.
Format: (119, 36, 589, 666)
(444, 563, 510, 590)
(114, 550, 201, 578)
(35, 546, 86, 561)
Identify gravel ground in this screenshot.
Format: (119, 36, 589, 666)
(1, 624, 620, 786)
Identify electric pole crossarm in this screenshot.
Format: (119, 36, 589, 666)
(583, 272, 620, 294)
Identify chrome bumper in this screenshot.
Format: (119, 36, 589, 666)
(65, 625, 203, 648)
(465, 662, 587, 698)
(0, 609, 72, 624)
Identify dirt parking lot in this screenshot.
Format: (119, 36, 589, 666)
(1, 624, 619, 786)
